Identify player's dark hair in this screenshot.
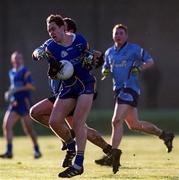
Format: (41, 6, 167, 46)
(46, 14, 64, 28)
(113, 24, 128, 33)
(63, 17, 77, 33)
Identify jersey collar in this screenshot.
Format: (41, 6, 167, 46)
(113, 41, 128, 52)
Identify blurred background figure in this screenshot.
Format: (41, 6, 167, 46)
(0, 51, 42, 159)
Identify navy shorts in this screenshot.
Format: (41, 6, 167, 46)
(48, 91, 97, 117)
(59, 78, 96, 99)
(48, 95, 74, 116)
(115, 88, 139, 107)
(8, 97, 32, 116)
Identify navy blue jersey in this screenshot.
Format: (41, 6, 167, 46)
(9, 65, 33, 102)
(43, 33, 95, 85)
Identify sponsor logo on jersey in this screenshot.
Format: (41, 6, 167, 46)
(61, 51, 68, 58)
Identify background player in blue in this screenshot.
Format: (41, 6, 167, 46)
(0, 51, 41, 159)
(98, 24, 174, 174)
(33, 14, 101, 178)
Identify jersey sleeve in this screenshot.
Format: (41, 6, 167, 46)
(137, 45, 153, 63)
(32, 39, 52, 61)
(102, 49, 111, 70)
(76, 34, 88, 52)
(142, 49, 153, 63)
(23, 68, 33, 84)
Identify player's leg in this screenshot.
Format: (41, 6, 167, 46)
(110, 102, 130, 174)
(58, 94, 93, 178)
(49, 98, 76, 169)
(21, 114, 42, 158)
(60, 116, 76, 168)
(87, 126, 112, 153)
(0, 111, 19, 158)
(30, 97, 77, 161)
(49, 98, 75, 141)
(125, 108, 174, 152)
(95, 103, 126, 172)
(87, 126, 113, 166)
(30, 98, 54, 128)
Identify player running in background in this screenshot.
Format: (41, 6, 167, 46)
(96, 24, 174, 174)
(0, 51, 41, 159)
(32, 14, 104, 178)
(30, 17, 112, 168)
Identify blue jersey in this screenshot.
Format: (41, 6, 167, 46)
(8, 65, 33, 116)
(9, 65, 33, 101)
(103, 42, 153, 94)
(38, 33, 95, 86)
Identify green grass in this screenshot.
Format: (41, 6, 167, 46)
(0, 109, 179, 135)
(0, 136, 179, 180)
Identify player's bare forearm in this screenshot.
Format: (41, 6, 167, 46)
(141, 60, 154, 71)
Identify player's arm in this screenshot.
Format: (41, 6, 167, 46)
(13, 71, 36, 93)
(5, 71, 35, 102)
(32, 39, 53, 61)
(32, 46, 49, 61)
(82, 49, 104, 69)
(101, 51, 110, 80)
(140, 59, 154, 71)
(130, 48, 154, 76)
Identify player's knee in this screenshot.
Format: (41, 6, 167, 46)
(48, 118, 58, 129)
(2, 122, 11, 131)
(112, 117, 122, 127)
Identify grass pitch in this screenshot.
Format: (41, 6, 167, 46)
(0, 136, 179, 180)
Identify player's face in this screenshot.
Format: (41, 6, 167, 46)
(112, 28, 128, 47)
(47, 22, 65, 42)
(11, 53, 23, 69)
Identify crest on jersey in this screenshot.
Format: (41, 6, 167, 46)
(61, 50, 68, 58)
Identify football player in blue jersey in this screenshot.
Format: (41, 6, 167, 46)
(32, 14, 104, 178)
(0, 51, 42, 159)
(30, 17, 111, 165)
(96, 24, 174, 174)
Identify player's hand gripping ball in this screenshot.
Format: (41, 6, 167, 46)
(48, 60, 74, 80)
(57, 60, 74, 80)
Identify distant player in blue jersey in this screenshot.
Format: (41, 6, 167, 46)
(95, 24, 174, 174)
(0, 51, 41, 159)
(32, 14, 102, 178)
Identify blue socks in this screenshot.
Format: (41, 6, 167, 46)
(7, 143, 12, 154)
(74, 151, 84, 169)
(34, 144, 40, 153)
(66, 140, 76, 152)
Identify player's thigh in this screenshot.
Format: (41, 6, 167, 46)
(30, 98, 53, 116)
(50, 98, 76, 124)
(125, 107, 139, 127)
(73, 94, 93, 125)
(21, 114, 33, 130)
(112, 102, 130, 122)
(3, 111, 20, 129)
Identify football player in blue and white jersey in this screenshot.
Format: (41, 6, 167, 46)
(32, 14, 103, 178)
(0, 51, 41, 159)
(97, 24, 174, 174)
(30, 17, 112, 163)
